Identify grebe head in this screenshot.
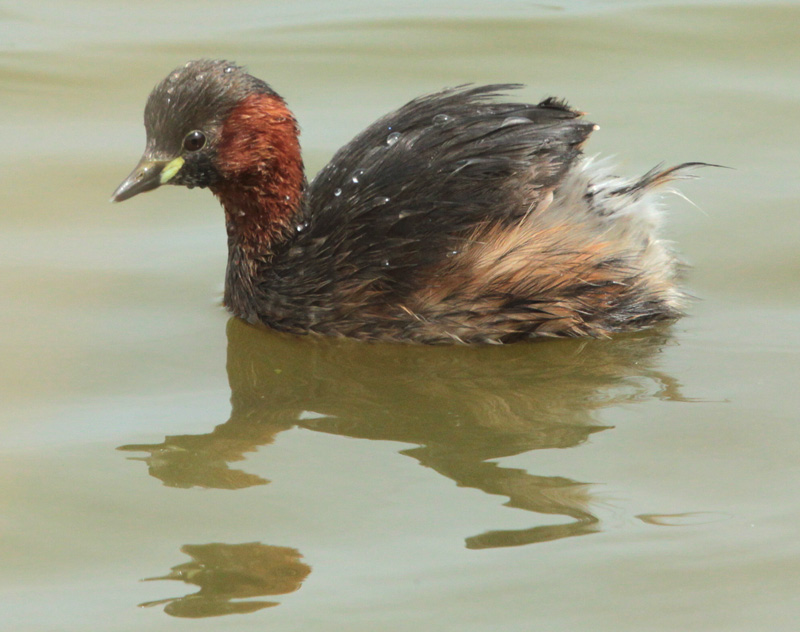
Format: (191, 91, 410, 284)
(111, 59, 279, 202)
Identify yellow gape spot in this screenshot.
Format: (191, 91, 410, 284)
(160, 157, 185, 184)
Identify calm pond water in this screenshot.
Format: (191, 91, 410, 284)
(2, 1, 799, 630)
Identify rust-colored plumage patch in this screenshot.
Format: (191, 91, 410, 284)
(212, 93, 305, 248)
(405, 211, 682, 342)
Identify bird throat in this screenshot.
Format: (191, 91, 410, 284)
(209, 92, 306, 318)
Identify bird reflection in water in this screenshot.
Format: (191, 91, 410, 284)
(139, 542, 310, 618)
(120, 318, 687, 549)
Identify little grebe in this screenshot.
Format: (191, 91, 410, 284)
(113, 59, 702, 344)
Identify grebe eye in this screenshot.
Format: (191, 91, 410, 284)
(183, 130, 206, 152)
